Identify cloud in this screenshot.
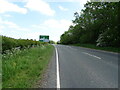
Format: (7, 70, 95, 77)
(44, 19, 72, 29)
(0, 18, 28, 31)
(4, 14, 12, 17)
(32, 19, 72, 30)
(58, 5, 68, 11)
(0, 0, 27, 14)
(79, 0, 90, 8)
(0, 25, 4, 33)
(1, 17, 72, 41)
(25, 0, 55, 16)
(31, 19, 72, 41)
(32, 25, 47, 30)
(38, 0, 89, 2)
(81, 0, 89, 4)
(0, 17, 31, 39)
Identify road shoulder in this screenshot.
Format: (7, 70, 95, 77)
(34, 48, 56, 88)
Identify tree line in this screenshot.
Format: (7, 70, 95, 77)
(60, 2, 120, 47)
(1, 35, 46, 53)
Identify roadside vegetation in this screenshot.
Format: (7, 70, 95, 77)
(2, 35, 45, 53)
(0, 57, 1, 90)
(60, 2, 120, 52)
(49, 40, 56, 44)
(2, 36, 54, 88)
(71, 44, 120, 53)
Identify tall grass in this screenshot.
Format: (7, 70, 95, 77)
(2, 45, 54, 88)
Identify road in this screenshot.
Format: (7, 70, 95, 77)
(41, 44, 119, 88)
(56, 45, 118, 88)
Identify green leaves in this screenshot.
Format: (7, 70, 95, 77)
(2, 36, 42, 53)
(60, 2, 119, 47)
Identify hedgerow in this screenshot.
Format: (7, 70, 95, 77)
(1, 35, 45, 53)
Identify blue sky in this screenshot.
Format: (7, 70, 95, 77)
(0, 0, 88, 41)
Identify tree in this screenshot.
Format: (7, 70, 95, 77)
(60, 2, 119, 47)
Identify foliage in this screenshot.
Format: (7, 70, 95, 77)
(60, 2, 120, 47)
(2, 35, 44, 53)
(2, 45, 54, 88)
(49, 40, 55, 44)
(72, 44, 120, 53)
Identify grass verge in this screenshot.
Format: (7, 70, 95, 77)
(71, 44, 120, 53)
(2, 45, 54, 88)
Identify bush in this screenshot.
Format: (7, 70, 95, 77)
(2, 35, 42, 53)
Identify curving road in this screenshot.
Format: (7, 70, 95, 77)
(56, 45, 118, 88)
(41, 44, 119, 88)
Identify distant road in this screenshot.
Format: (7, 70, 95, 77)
(55, 45, 118, 88)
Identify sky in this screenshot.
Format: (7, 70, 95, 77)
(0, 0, 89, 42)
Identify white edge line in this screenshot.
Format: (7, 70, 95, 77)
(82, 52, 101, 59)
(55, 46, 61, 88)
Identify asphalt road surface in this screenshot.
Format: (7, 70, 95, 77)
(41, 45, 119, 88)
(56, 45, 118, 88)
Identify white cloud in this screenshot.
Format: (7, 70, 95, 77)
(0, 25, 4, 33)
(79, 0, 90, 8)
(44, 19, 72, 29)
(0, 17, 31, 39)
(32, 25, 47, 30)
(0, 0, 27, 14)
(58, 5, 68, 11)
(4, 14, 12, 17)
(32, 19, 72, 30)
(0, 18, 28, 32)
(31, 19, 72, 41)
(24, 32, 40, 40)
(36, 0, 89, 2)
(25, 0, 55, 16)
(3, 21, 18, 28)
(1, 17, 72, 41)
(73, 0, 89, 13)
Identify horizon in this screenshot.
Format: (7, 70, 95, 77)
(0, 0, 88, 42)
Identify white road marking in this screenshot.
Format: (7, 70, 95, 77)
(55, 46, 61, 89)
(82, 52, 101, 59)
(67, 46, 77, 51)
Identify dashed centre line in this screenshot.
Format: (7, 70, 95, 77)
(66, 46, 77, 51)
(82, 52, 101, 59)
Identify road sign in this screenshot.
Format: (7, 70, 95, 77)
(39, 35, 49, 42)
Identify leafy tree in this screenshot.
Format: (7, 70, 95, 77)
(60, 2, 119, 47)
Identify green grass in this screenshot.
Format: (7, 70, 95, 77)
(2, 45, 54, 88)
(71, 44, 120, 53)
